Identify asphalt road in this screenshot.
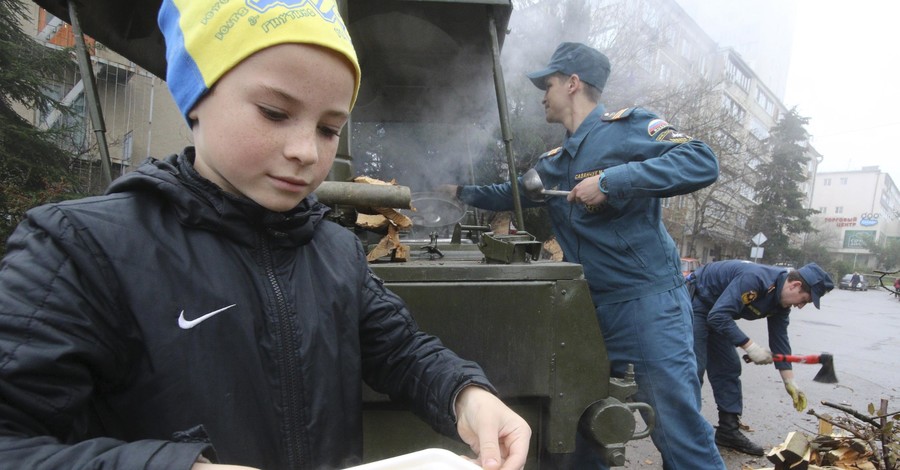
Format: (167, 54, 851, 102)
(622, 285, 900, 469)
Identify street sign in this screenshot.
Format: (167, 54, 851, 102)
(752, 232, 767, 246)
(751, 246, 764, 260)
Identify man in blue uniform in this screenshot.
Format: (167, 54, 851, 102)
(688, 261, 834, 455)
(442, 42, 724, 469)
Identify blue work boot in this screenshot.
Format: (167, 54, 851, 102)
(715, 411, 765, 456)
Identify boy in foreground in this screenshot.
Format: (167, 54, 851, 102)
(0, 1, 530, 468)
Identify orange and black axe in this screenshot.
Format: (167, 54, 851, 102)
(742, 353, 838, 384)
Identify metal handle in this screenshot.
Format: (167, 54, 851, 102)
(541, 189, 571, 197)
(626, 402, 655, 440)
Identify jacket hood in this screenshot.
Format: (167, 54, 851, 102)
(106, 148, 330, 247)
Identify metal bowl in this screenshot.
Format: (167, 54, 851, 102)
(401, 192, 466, 227)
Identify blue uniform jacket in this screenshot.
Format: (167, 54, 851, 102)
(459, 105, 719, 305)
(691, 260, 793, 370)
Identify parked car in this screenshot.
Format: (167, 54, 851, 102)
(774, 263, 795, 272)
(839, 273, 868, 291)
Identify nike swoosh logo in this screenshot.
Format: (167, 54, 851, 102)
(178, 304, 237, 329)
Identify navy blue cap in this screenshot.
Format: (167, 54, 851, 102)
(526, 42, 611, 91)
(796, 263, 834, 309)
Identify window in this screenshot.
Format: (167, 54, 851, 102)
(659, 62, 671, 83)
(123, 130, 133, 166)
(819, 207, 827, 214)
(680, 37, 693, 60)
(717, 130, 742, 153)
(708, 200, 728, 220)
(824, 178, 831, 186)
(755, 88, 776, 117)
(748, 116, 770, 140)
(722, 95, 746, 121)
(835, 206, 844, 214)
(697, 55, 707, 78)
(725, 57, 751, 92)
(840, 177, 848, 185)
(638, 50, 655, 73)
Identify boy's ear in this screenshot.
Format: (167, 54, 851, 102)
(187, 108, 200, 128)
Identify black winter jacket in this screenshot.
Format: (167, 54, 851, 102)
(0, 150, 493, 469)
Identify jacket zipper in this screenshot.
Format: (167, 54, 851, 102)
(262, 237, 308, 469)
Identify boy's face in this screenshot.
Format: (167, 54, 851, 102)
(780, 280, 812, 309)
(189, 43, 355, 212)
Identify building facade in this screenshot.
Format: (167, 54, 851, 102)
(632, 0, 820, 265)
(811, 167, 900, 270)
(18, 3, 191, 188)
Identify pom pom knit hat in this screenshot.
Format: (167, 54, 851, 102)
(158, 0, 361, 122)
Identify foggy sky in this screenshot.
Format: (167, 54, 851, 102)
(675, 0, 900, 183)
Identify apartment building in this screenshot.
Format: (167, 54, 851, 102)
(811, 167, 900, 269)
(626, 0, 820, 264)
(18, 3, 191, 184)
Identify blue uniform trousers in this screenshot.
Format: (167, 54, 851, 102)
(692, 310, 744, 415)
(574, 287, 724, 469)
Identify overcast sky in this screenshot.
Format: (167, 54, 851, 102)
(785, 2, 900, 182)
(676, 1, 900, 183)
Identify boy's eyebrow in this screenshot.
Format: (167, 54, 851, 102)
(259, 84, 350, 119)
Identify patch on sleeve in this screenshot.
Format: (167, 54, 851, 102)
(647, 119, 672, 137)
(600, 108, 634, 121)
(539, 147, 562, 159)
(741, 291, 758, 305)
(654, 128, 693, 144)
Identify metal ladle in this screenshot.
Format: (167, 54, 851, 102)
(522, 168, 570, 201)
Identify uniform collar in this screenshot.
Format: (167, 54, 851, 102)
(774, 271, 787, 306)
(563, 104, 605, 158)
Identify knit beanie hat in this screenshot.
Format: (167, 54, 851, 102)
(158, 0, 361, 122)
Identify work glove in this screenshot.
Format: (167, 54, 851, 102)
(743, 341, 773, 365)
(784, 380, 808, 411)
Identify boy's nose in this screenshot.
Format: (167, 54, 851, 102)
(284, 127, 319, 165)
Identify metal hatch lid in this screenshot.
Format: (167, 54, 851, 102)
(32, 0, 513, 87)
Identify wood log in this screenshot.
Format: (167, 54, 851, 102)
(356, 213, 389, 230)
(767, 432, 812, 468)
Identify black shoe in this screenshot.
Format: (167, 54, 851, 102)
(716, 411, 765, 456)
(715, 428, 765, 456)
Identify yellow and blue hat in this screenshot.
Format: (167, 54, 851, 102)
(158, 0, 361, 121)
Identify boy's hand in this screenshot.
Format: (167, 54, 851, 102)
(455, 386, 531, 470)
